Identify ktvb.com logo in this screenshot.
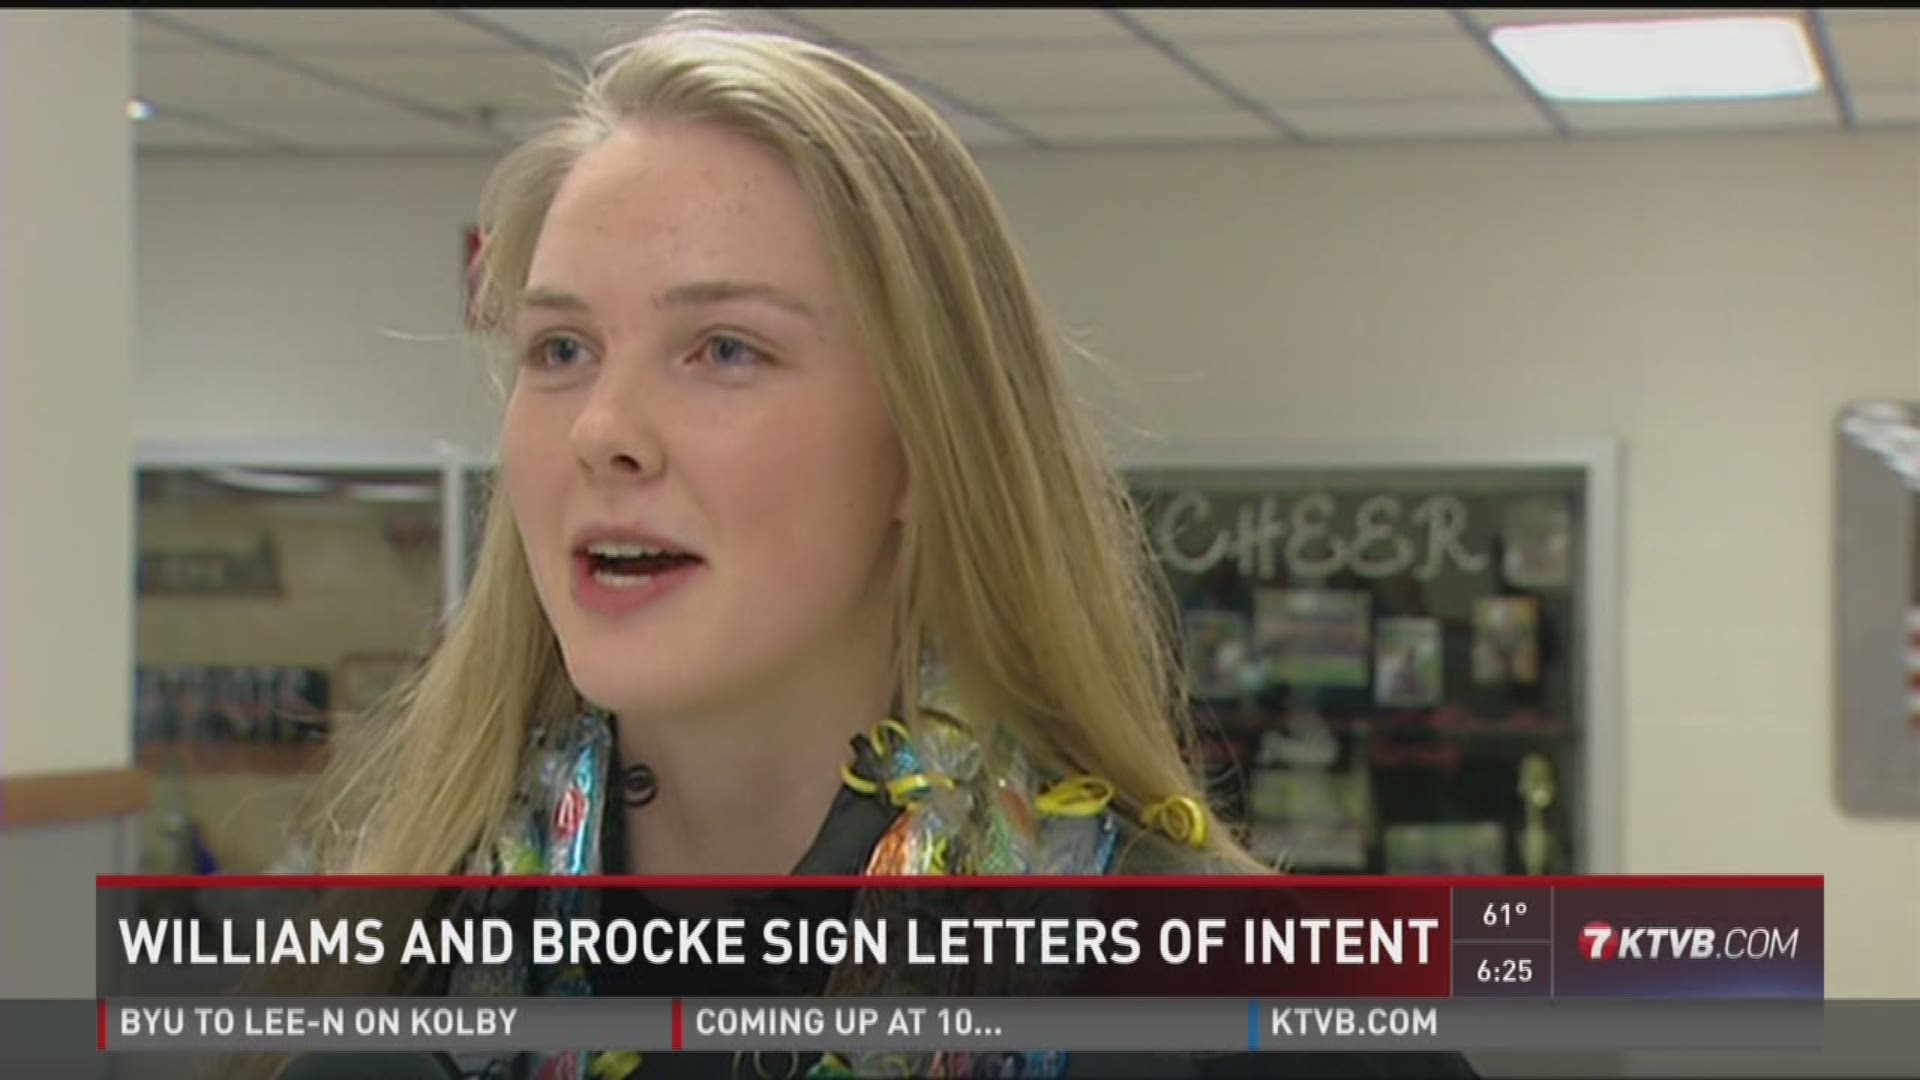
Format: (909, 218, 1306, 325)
(1580, 922, 1801, 962)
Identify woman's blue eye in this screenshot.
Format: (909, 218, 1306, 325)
(702, 334, 762, 369)
(535, 335, 586, 369)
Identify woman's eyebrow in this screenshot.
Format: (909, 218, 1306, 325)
(658, 279, 819, 321)
(519, 281, 821, 321)
(519, 287, 591, 314)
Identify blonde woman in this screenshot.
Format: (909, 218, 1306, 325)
(298, 12, 1476, 1080)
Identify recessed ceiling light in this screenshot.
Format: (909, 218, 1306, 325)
(1491, 16, 1822, 103)
(127, 99, 153, 122)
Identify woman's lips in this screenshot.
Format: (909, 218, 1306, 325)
(569, 552, 703, 616)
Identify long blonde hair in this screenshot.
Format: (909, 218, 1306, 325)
(311, 12, 1255, 875)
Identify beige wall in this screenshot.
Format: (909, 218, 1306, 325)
(2, 10, 134, 777)
(0, 10, 134, 1018)
(135, 128, 1920, 997)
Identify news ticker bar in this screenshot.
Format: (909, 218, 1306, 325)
(102, 997, 1822, 1053)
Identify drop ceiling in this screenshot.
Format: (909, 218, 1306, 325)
(134, 7, 1919, 155)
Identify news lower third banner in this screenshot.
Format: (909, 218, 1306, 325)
(94, 875, 1827, 1054)
(98, 875, 1824, 999)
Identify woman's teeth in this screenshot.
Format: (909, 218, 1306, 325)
(593, 567, 652, 588)
(584, 541, 697, 587)
(588, 542, 672, 559)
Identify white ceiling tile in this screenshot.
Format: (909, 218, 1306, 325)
(135, 15, 202, 52)
(1014, 107, 1279, 145)
(1132, 9, 1461, 42)
(1814, 9, 1920, 24)
(1185, 36, 1517, 101)
(489, 96, 1028, 152)
(490, 109, 569, 141)
(940, 111, 1030, 150)
(1851, 87, 1920, 125)
(294, 50, 577, 115)
(1283, 99, 1555, 140)
(1473, 8, 1790, 26)
(137, 48, 414, 114)
(781, 9, 1130, 47)
(240, 112, 506, 152)
(1559, 94, 1838, 134)
(1826, 20, 1920, 90)
(878, 43, 1219, 108)
(145, 9, 504, 50)
(459, 8, 688, 54)
(135, 116, 261, 150)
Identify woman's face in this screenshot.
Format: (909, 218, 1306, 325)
(502, 119, 907, 721)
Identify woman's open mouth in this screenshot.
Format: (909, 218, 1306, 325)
(582, 541, 702, 586)
(571, 540, 705, 614)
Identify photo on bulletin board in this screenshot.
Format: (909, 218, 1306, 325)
(1245, 766, 1371, 871)
(1183, 609, 1251, 701)
(1472, 596, 1540, 686)
(1254, 588, 1371, 689)
(1374, 617, 1443, 708)
(1383, 821, 1507, 875)
(1246, 766, 1369, 825)
(1502, 496, 1575, 591)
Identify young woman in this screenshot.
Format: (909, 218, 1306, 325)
(302, 13, 1477, 1080)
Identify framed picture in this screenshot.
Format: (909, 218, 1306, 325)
(1834, 400, 1920, 816)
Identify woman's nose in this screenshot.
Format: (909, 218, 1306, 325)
(569, 366, 666, 481)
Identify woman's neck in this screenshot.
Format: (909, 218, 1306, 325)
(608, 656, 893, 876)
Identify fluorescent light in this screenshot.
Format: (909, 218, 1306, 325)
(127, 99, 153, 121)
(346, 481, 440, 504)
(205, 468, 331, 496)
(1491, 17, 1822, 103)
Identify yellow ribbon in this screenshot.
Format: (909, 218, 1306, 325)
(884, 772, 956, 805)
(588, 1051, 642, 1079)
(1143, 795, 1209, 849)
(866, 717, 912, 755)
(839, 762, 879, 796)
(1035, 775, 1114, 817)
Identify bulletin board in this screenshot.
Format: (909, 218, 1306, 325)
(1126, 442, 1620, 875)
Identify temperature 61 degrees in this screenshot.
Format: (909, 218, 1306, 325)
(1485, 901, 1529, 927)
(1453, 888, 1551, 942)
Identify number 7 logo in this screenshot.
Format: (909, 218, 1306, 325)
(1581, 921, 1618, 961)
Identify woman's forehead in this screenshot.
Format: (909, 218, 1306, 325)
(533, 122, 837, 306)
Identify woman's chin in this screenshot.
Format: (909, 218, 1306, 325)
(560, 650, 708, 718)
